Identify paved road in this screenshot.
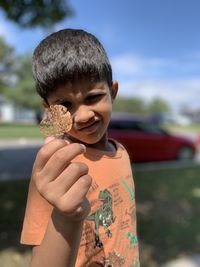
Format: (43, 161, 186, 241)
(0, 139, 43, 180)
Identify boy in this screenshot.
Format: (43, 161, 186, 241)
(21, 29, 140, 267)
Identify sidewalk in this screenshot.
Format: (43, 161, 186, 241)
(0, 138, 43, 148)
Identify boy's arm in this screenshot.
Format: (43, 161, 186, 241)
(29, 138, 92, 267)
(31, 208, 85, 267)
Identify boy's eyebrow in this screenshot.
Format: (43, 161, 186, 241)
(89, 83, 107, 92)
(87, 88, 106, 94)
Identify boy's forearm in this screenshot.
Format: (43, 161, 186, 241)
(31, 208, 83, 267)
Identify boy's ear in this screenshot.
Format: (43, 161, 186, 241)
(111, 80, 118, 102)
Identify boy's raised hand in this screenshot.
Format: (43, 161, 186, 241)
(32, 136, 92, 221)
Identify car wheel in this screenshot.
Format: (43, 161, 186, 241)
(176, 146, 194, 160)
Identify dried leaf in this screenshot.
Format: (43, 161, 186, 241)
(39, 105, 72, 137)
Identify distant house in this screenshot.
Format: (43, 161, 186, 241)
(0, 95, 36, 123)
(0, 95, 15, 122)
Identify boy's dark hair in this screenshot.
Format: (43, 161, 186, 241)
(32, 29, 113, 99)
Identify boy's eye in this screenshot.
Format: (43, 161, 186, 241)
(86, 94, 104, 104)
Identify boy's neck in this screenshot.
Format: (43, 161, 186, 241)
(86, 139, 116, 152)
(67, 133, 116, 152)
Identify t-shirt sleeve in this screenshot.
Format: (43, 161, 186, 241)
(20, 178, 53, 245)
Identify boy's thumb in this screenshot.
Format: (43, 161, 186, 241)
(44, 135, 55, 144)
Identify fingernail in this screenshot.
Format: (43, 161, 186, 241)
(80, 144, 86, 153)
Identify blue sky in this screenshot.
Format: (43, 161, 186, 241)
(1, 0, 200, 111)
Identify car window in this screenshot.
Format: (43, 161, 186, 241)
(109, 120, 165, 134)
(136, 122, 164, 134)
(109, 121, 142, 131)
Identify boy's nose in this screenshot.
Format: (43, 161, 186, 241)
(73, 106, 95, 124)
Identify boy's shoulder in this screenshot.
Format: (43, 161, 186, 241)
(72, 139, 131, 166)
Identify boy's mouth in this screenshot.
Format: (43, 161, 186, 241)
(76, 120, 100, 134)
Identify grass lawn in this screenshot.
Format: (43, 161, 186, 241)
(0, 122, 200, 139)
(163, 123, 200, 135)
(134, 164, 200, 267)
(0, 123, 41, 139)
(0, 179, 31, 267)
(0, 165, 200, 266)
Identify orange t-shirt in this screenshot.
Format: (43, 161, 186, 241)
(21, 140, 140, 267)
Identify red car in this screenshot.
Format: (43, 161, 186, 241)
(108, 113, 196, 162)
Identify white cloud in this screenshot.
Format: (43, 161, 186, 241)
(117, 78, 200, 111)
(110, 53, 200, 111)
(111, 53, 174, 78)
(111, 53, 200, 80)
(111, 54, 142, 75)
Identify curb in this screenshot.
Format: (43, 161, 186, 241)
(0, 138, 43, 149)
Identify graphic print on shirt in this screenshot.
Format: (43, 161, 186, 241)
(121, 177, 135, 200)
(125, 204, 137, 228)
(126, 231, 138, 247)
(80, 174, 139, 267)
(86, 189, 115, 248)
(104, 251, 125, 266)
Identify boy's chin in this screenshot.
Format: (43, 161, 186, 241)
(63, 135, 95, 145)
(62, 130, 108, 147)
(66, 134, 106, 147)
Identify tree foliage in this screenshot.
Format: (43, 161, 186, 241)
(5, 55, 42, 111)
(0, 0, 74, 28)
(147, 97, 171, 114)
(113, 97, 147, 115)
(0, 37, 15, 93)
(113, 96, 171, 115)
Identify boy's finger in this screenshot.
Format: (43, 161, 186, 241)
(41, 143, 86, 180)
(50, 162, 89, 196)
(59, 174, 92, 214)
(44, 135, 56, 144)
(33, 138, 69, 171)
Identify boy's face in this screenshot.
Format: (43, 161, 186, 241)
(46, 80, 118, 151)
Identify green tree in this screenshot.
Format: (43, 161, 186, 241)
(113, 97, 147, 115)
(0, 37, 15, 93)
(147, 97, 171, 114)
(5, 54, 43, 121)
(0, 0, 74, 28)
